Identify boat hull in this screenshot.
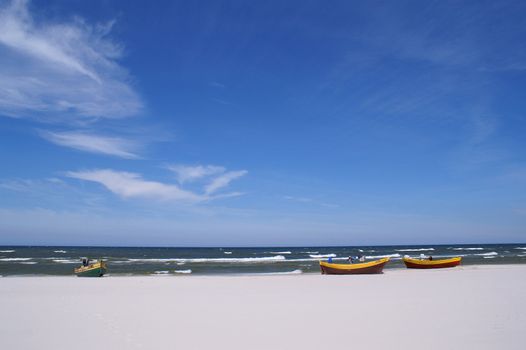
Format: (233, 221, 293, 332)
(319, 258, 389, 275)
(403, 257, 461, 269)
(74, 261, 107, 277)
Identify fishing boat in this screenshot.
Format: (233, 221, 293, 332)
(74, 260, 107, 277)
(319, 257, 390, 275)
(403, 256, 461, 269)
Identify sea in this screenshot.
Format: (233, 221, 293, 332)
(1, 244, 525, 276)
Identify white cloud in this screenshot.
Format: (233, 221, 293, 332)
(66, 167, 247, 203)
(41, 130, 140, 159)
(283, 195, 340, 208)
(205, 170, 248, 195)
(0, 0, 142, 121)
(167, 164, 225, 183)
(67, 169, 205, 203)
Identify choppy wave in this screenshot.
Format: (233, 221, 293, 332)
(285, 257, 347, 263)
(301, 251, 318, 254)
(268, 251, 292, 254)
(309, 254, 336, 258)
(452, 247, 484, 251)
(52, 259, 78, 264)
(223, 251, 232, 254)
(396, 248, 435, 252)
(475, 252, 498, 256)
(483, 256, 496, 259)
(153, 271, 170, 274)
(127, 255, 287, 264)
(515, 247, 526, 250)
(365, 253, 401, 259)
(0, 258, 32, 261)
(20, 261, 38, 264)
(53, 250, 67, 253)
(0, 250, 15, 253)
(174, 269, 192, 274)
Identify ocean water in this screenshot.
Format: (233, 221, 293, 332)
(0, 244, 525, 276)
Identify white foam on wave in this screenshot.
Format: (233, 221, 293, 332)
(153, 270, 170, 274)
(309, 254, 336, 258)
(0, 258, 31, 261)
(358, 249, 364, 252)
(302, 251, 318, 254)
(174, 269, 192, 274)
(20, 261, 38, 264)
(452, 247, 484, 251)
(223, 251, 233, 254)
(268, 251, 292, 254)
(365, 253, 401, 259)
(396, 248, 435, 252)
(515, 247, 526, 250)
(127, 255, 287, 264)
(52, 259, 78, 264)
(483, 256, 496, 259)
(475, 252, 498, 256)
(53, 250, 67, 253)
(285, 257, 347, 263)
(0, 250, 15, 253)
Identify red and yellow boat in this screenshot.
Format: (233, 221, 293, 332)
(319, 257, 390, 275)
(402, 256, 461, 269)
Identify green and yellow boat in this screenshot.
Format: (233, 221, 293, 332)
(74, 260, 107, 277)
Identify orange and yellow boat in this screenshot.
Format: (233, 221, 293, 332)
(403, 256, 461, 269)
(319, 257, 390, 275)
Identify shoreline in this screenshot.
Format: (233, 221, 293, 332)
(1, 262, 526, 278)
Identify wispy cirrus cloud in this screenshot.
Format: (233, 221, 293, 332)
(66, 167, 247, 203)
(283, 196, 339, 209)
(166, 164, 248, 195)
(41, 130, 141, 159)
(167, 165, 225, 184)
(205, 170, 248, 195)
(67, 169, 205, 203)
(0, 0, 142, 121)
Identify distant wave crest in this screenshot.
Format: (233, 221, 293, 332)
(52, 259, 78, 264)
(309, 254, 336, 258)
(396, 248, 435, 252)
(365, 253, 401, 259)
(127, 255, 286, 264)
(452, 247, 484, 251)
(475, 252, 498, 256)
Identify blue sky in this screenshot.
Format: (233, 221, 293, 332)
(0, 0, 525, 246)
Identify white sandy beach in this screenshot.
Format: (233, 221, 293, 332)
(1, 265, 525, 350)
